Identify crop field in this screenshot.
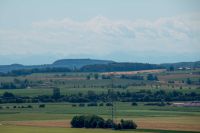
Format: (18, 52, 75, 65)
(1, 0, 200, 132)
(1, 125, 200, 133)
(0, 102, 200, 132)
(0, 69, 200, 133)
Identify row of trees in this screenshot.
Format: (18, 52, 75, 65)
(71, 115, 137, 130)
(0, 104, 45, 109)
(86, 73, 158, 81)
(0, 79, 30, 89)
(168, 78, 200, 85)
(71, 102, 113, 107)
(1, 89, 199, 103)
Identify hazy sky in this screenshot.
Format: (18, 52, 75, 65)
(0, 0, 200, 65)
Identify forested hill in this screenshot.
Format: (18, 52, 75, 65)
(0, 59, 199, 74)
(80, 63, 163, 72)
(0, 59, 114, 73)
(52, 59, 115, 69)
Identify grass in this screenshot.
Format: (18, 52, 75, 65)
(0, 125, 141, 133)
(0, 102, 199, 132)
(0, 102, 200, 120)
(0, 86, 199, 97)
(0, 125, 199, 133)
(0, 69, 199, 97)
(0, 70, 199, 132)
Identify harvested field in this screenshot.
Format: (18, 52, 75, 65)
(135, 118, 200, 131)
(5, 120, 70, 128)
(5, 116, 200, 132)
(102, 69, 166, 76)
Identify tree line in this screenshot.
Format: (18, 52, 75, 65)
(0, 89, 199, 104)
(0, 79, 30, 89)
(0, 67, 71, 76)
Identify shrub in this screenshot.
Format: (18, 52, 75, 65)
(168, 80, 175, 83)
(120, 119, 137, 129)
(84, 115, 105, 128)
(71, 115, 105, 128)
(3, 92, 15, 98)
(27, 105, 32, 108)
(131, 102, 138, 106)
(106, 103, 113, 106)
(113, 123, 122, 130)
(99, 103, 104, 106)
(104, 119, 113, 128)
(71, 115, 85, 128)
(72, 104, 77, 107)
(39, 104, 45, 108)
(87, 103, 98, 106)
(79, 103, 85, 107)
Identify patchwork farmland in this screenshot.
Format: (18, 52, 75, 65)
(0, 66, 200, 133)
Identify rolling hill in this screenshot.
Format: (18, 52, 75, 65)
(0, 59, 114, 73)
(0, 59, 199, 73)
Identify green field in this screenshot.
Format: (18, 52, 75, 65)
(0, 69, 200, 133)
(0, 102, 200, 132)
(1, 102, 200, 119)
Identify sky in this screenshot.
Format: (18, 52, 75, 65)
(0, 0, 200, 65)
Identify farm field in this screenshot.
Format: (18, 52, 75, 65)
(1, 125, 199, 133)
(0, 125, 144, 133)
(0, 102, 200, 132)
(0, 69, 200, 133)
(1, 0, 200, 132)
